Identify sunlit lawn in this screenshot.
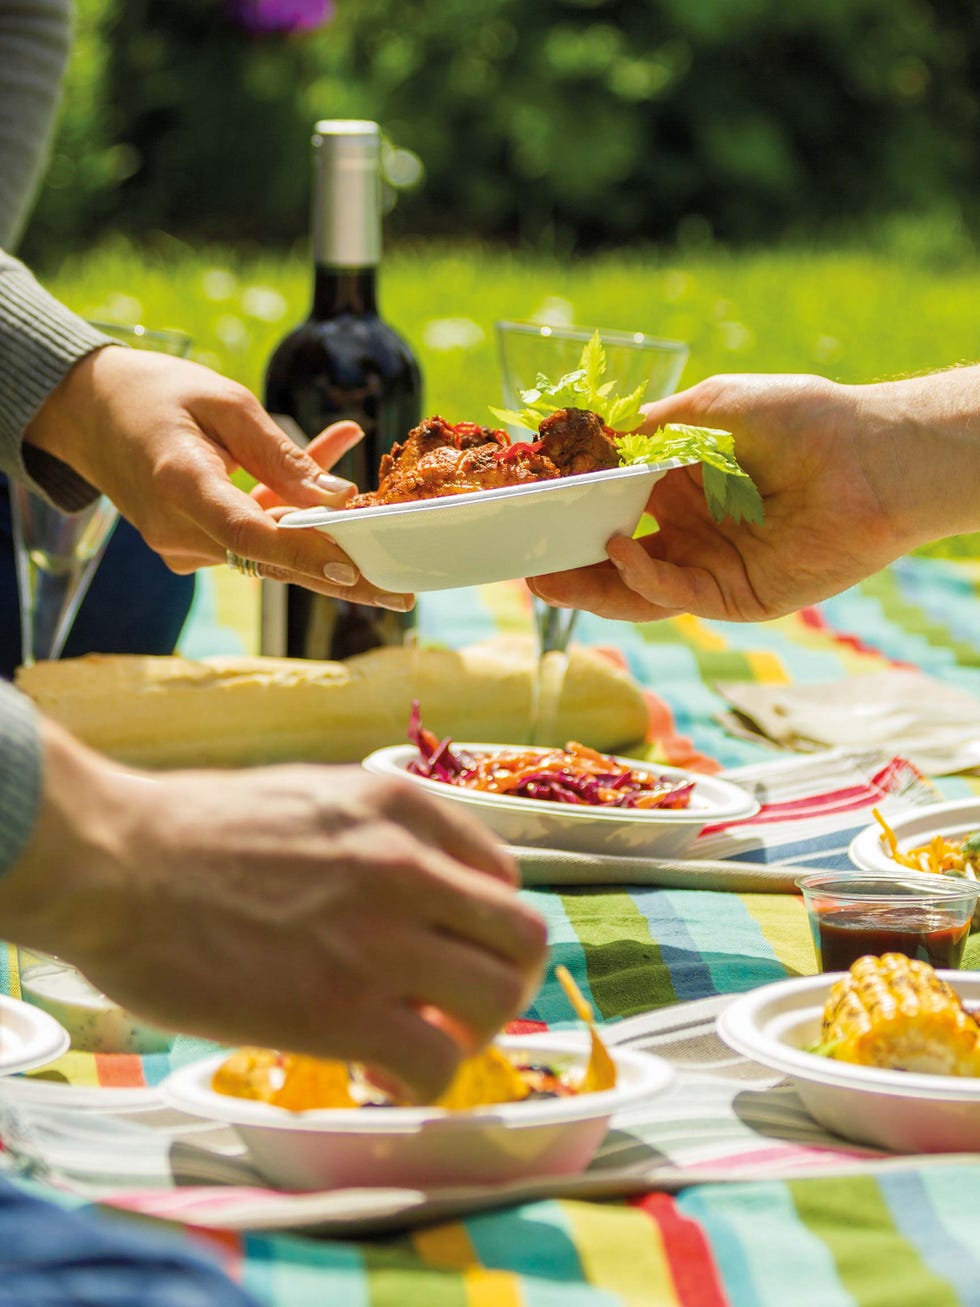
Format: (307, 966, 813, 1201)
(42, 232, 980, 560)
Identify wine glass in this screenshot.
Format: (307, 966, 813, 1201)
(11, 322, 192, 667)
(495, 321, 689, 649)
(495, 321, 689, 744)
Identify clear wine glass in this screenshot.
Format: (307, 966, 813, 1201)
(11, 322, 191, 667)
(495, 320, 690, 656)
(495, 321, 689, 744)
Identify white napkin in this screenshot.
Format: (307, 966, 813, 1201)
(716, 669, 980, 776)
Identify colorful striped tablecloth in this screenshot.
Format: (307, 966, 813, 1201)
(3, 553, 980, 1306)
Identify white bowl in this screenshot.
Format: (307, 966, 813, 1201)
(717, 972, 980, 1153)
(0, 995, 70, 1077)
(362, 743, 759, 857)
(161, 1033, 674, 1191)
(849, 798, 980, 876)
(277, 459, 689, 593)
(19, 956, 174, 1055)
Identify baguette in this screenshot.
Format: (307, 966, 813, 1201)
(14, 636, 649, 769)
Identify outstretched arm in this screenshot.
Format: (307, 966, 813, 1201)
(0, 683, 547, 1101)
(531, 367, 980, 623)
(0, 250, 411, 610)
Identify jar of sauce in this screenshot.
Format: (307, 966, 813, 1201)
(815, 905, 970, 972)
(797, 870, 979, 974)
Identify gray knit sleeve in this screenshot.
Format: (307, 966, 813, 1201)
(0, 250, 113, 509)
(0, 0, 73, 250)
(0, 680, 42, 878)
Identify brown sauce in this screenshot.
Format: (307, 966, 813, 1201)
(816, 905, 970, 972)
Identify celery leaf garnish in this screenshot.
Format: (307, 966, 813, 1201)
(490, 330, 763, 526)
(618, 424, 765, 526)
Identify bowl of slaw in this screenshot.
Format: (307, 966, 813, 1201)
(361, 739, 758, 857)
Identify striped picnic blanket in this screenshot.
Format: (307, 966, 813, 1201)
(3, 554, 980, 1306)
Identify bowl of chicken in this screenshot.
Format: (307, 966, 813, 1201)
(278, 409, 693, 593)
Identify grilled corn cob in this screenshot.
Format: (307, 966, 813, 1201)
(820, 953, 980, 1076)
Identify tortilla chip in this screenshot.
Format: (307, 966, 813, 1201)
(433, 1045, 531, 1110)
(553, 963, 618, 1093)
(212, 1047, 282, 1102)
(270, 1054, 356, 1110)
(579, 1028, 618, 1093)
(212, 1048, 355, 1109)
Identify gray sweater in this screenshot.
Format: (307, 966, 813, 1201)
(0, 0, 110, 874)
(0, 680, 41, 874)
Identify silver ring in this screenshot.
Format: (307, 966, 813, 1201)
(225, 549, 262, 578)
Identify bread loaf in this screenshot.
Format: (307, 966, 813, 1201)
(15, 637, 649, 768)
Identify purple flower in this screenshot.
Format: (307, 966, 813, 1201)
(225, 0, 334, 34)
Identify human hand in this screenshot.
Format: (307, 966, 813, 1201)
(5, 720, 547, 1101)
(23, 346, 413, 612)
(530, 371, 931, 623)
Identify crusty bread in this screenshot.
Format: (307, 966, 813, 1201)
(14, 637, 649, 768)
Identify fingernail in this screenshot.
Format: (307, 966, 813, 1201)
(322, 561, 358, 586)
(377, 593, 412, 611)
(316, 473, 355, 494)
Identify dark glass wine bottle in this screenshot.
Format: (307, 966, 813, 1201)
(262, 119, 422, 660)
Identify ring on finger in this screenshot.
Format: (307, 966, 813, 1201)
(225, 549, 263, 579)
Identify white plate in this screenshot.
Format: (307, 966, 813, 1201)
(717, 972, 980, 1153)
(848, 798, 980, 875)
(278, 459, 690, 592)
(162, 1032, 674, 1191)
(362, 743, 759, 857)
(0, 994, 70, 1077)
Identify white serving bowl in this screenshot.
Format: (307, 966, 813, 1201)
(162, 1033, 673, 1191)
(717, 972, 980, 1154)
(362, 744, 759, 857)
(849, 798, 980, 876)
(0, 995, 70, 1077)
(277, 459, 690, 593)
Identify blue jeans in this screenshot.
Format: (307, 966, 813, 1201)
(0, 475, 195, 680)
(0, 1176, 259, 1306)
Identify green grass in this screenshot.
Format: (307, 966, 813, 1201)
(39, 231, 980, 557)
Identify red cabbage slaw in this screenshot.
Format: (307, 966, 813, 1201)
(406, 703, 694, 810)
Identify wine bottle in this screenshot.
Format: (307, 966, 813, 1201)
(262, 119, 422, 660)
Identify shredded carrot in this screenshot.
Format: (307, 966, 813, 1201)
(873, 807, 979, 880)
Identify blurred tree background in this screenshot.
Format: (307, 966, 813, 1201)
(20, 0, 980, 265)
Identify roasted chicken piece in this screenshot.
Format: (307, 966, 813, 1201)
(537, 407, 621, 476)
(347, 409, 620, 509)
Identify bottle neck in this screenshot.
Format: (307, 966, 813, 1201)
(311, 266, 379, 318)
(310, 125, 382, 269)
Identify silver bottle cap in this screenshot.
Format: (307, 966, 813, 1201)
(311, 119, 381, 268)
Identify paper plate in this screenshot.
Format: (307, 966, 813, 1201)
(717, 972, 980, 1153)
(162, 1032, 674, 1191)
(362, 743, 758, 857)
(0, 994, 70, 1077)
(278, 459, 691, 592)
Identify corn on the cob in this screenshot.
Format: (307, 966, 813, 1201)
(820, 953, 980, 1076)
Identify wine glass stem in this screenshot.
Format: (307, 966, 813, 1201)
(536, 600, 579, 656)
